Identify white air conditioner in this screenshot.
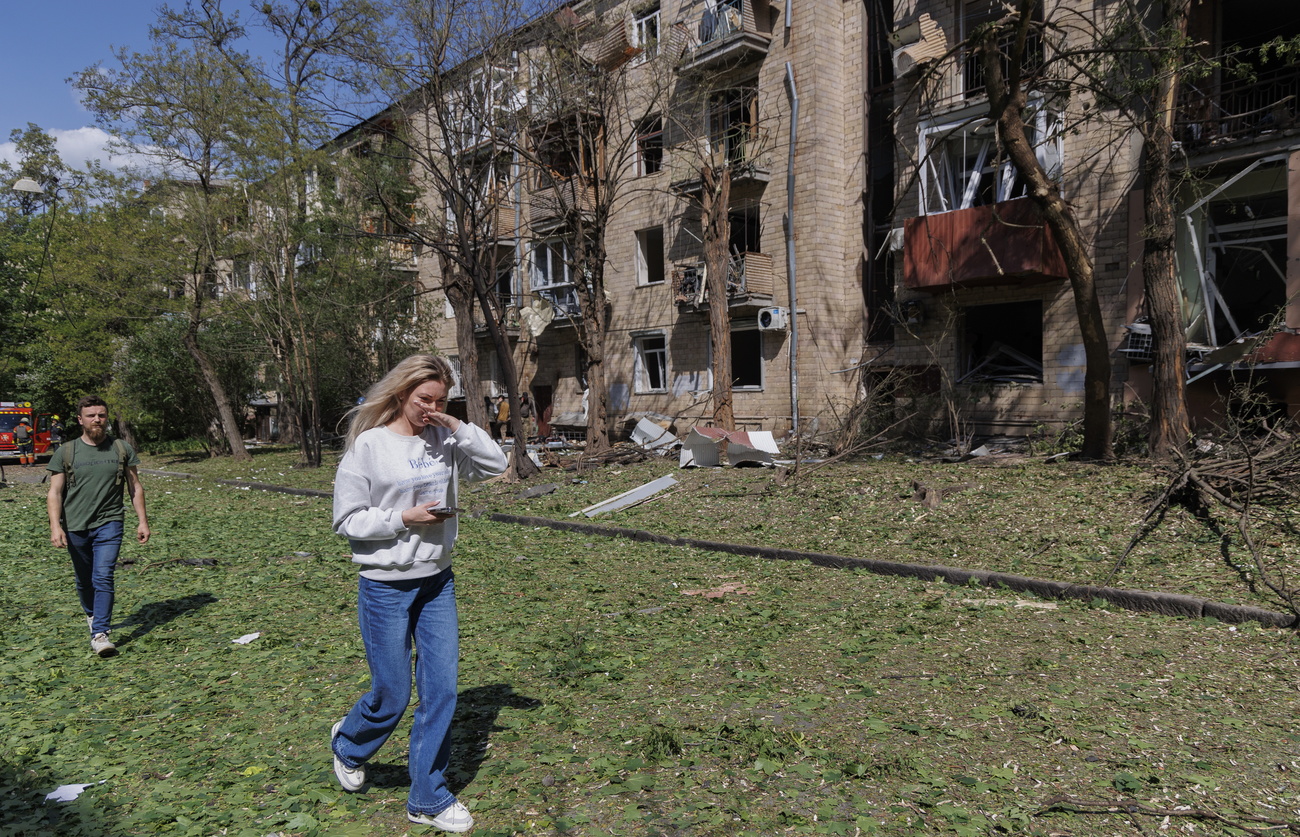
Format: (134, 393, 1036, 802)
(890, 14, 946, 76)
(757, 307, 788, 331)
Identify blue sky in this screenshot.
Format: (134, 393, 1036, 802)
(0, 2, 281, 175)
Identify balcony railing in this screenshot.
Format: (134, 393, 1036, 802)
(903, 198, 1067, 291)
(667, 130, 773, 194)
(678, 0, 772, 73)
(672, 251, 774, 306)
(529, 178, 596, 228)
(1176, 61, 1300, 147)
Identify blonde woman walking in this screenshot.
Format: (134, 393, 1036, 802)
(330, 355, 506, 831)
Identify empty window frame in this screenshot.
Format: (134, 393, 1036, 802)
(633, 332, 669, 392)
(530, 238, 580, 316)
(1200, 190, 1289, 343)
(959, 300, 1044, 383)
(919, 105, 1061, 215)
(633, 4, 660, 64)
(731, 324, 764, 389)
(637, 116, 664, 176)
(636, 226, 665, 286)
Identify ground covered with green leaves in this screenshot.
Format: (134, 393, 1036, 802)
(4, 456, 1298, 835)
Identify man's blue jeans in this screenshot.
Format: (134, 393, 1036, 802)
(332, 571, 460, 816)
(66, 519, 124, 636)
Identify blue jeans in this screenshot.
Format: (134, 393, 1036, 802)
(66, 519, 125, 636)
(332, 571, 460, 815)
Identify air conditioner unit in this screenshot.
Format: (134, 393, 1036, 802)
(757, 307, 788, 331)
(890, 13, 946, 76)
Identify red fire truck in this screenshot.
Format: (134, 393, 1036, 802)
(0, 401, 55, 458)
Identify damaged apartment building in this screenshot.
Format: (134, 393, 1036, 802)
(888, 0, 1300, 433)
(388, 0, 877, 440)
(347, 0, 1298, 443)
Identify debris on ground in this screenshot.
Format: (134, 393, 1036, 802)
(680, 427, 780, 468)
(910, 480, 970, 509)
(630, 418, 679, 454)
(682, 581, 756, 598)
(570, 474, 679, 518)
(515, 483, 559, 500)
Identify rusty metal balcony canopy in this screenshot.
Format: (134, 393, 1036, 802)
(902, 198, 1068, 291)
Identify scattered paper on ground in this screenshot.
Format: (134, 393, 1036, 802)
(45, 781, 104, 802)
(232, 632, 262, 644)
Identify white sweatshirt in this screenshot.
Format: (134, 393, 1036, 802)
(332, 421, 508, 580)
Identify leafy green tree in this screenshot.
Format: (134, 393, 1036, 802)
(74, 24, 259, 460)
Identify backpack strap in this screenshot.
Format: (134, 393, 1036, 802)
(64, 436, 77, 488)
(113, 439, 130, 487)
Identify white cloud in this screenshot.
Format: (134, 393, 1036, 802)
(0, 126, 154, 175)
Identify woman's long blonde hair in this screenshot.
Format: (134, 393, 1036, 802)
(344, 354, 456, 451)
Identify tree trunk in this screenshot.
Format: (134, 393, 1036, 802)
(580, 257, 613, 453)
(983, 12, 1113, 460)
(701, 165, 735, 432)
(584, 320, 611, 451)
(1143, 0, 1192, 460)
(465, 266, 539, 480)
(446, 273, 486, 430)
(183, 324, 251, 461)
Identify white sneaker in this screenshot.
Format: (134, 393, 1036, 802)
(330, 721, 366, 792)
(408, 800, 474, 832)
(90, 633, 117, 657)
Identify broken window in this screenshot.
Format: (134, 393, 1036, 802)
(530, 238, 580, 317)
(731, 325, 763, 389)
(959, 300, 1043, 383)
(919, 104, 1061, 215)
(636, 226, 665, 286)
(494, 244, 517, 309)
(637, 116, 664, 176)
(1179, 158, 1290, 348)
(633, 4, 660, 64)
(633, 332, 668, 392)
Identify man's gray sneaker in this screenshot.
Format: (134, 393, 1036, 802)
(330, 720, 366, 792)
(90, 633, 117, 657)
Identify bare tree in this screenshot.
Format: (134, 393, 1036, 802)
(507, 3, 676, 452)
(348, 0, 543, 477)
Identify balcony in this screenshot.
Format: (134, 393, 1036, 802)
(672, 251, 774, 310)
(1175, 61, 1300, 149)
(678, 0, 772, 74)
(667, 131, 772, 195)
(386, 239, 418, 270)
(487, 200, 518, 240)
(529, 178, 596, 230)
(903, 198, 1067, 292)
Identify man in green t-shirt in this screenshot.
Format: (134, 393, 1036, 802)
(46, 396, 151, 657)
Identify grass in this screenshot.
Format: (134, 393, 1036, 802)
(3, 454, 1298, 835)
